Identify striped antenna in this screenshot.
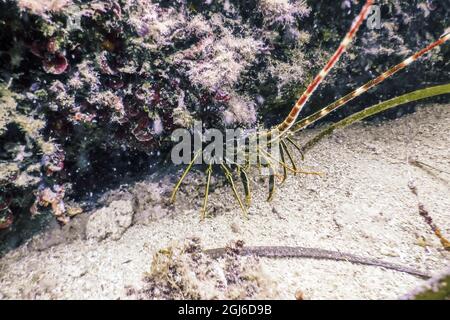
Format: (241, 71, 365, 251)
(290, 32, 450, 133)
(275, 0, 374, 135)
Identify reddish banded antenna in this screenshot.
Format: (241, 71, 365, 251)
(276, 0, 374, 134)
(291, 31, 450, 132)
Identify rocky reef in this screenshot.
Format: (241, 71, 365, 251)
(0, 0, 448, 249)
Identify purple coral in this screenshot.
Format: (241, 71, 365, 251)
(43, 53, 69, 74)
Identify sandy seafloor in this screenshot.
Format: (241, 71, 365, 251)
(0, 103, 449, 300)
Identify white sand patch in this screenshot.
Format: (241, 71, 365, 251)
(0, 104, 449, 300)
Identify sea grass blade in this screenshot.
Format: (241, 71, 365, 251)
(301, 83, 450, 152)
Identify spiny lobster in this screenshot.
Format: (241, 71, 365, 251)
(170, 0, 450, 219)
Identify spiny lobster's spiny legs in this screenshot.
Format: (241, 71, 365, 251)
(285, 136, 304, 161)
(239, 167, 251, 207)
(280, 140, 298, 175)
(281, 137, 321, 175)
(256, 148, 313, 202)
(277, 140, 323, 176)
(253, 131, 280, 202)
(170, 150, 202, 203)
(278, 143, 288, 183)
(253, 149, 279, 202)
(291, 32, 450, 133)
(267, 165, 276, 202)
(275, 0, 374, 137)
(256, 136, 322, 201)
(201, 163, 213, 220)
(220, 164, 248, 218)
(259, 146, 297, 175)
(223, 157, 252, 207)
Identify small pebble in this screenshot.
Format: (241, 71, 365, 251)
(230, 221, 241, 234)
(295, 289, 305, 300)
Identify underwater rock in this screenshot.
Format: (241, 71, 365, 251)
(85, 200, 134, 241)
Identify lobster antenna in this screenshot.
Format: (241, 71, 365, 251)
(274, 0, 374, 137)
(290, 32, 450, 133)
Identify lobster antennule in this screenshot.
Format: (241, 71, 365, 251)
(275, 0, 374, 135)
